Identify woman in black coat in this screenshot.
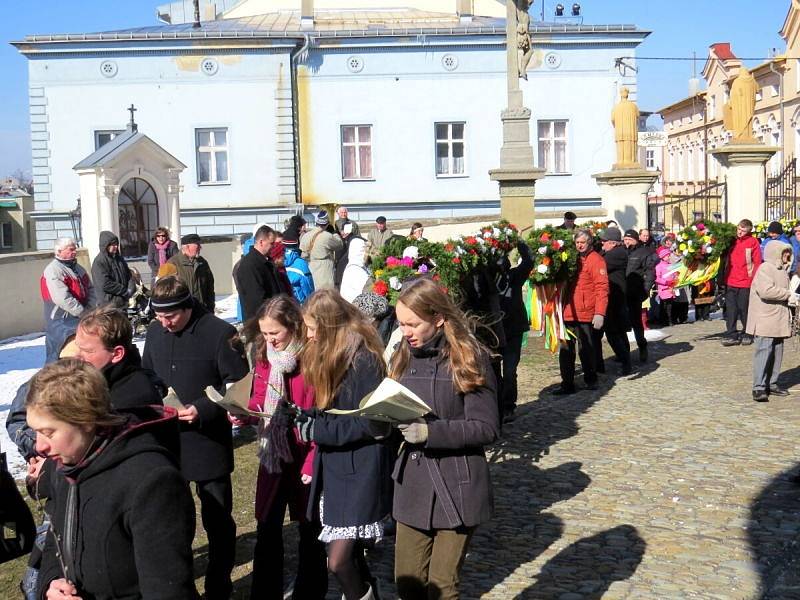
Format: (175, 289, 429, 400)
(389, 278, 499, 600)
(296, 289, 392, 600)
(146, 227, 179, 280)
(26, 358, 197, 600)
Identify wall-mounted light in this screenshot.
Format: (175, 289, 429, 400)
(572, 3, 581, 16)
(555, 4, 564, 16)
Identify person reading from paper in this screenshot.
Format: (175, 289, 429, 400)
(389, 278, 499, 600)
(293, 289, 392, 600)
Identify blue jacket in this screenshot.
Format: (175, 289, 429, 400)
(761, 234, 790, 254)
(790, 235, 800, 273)
(285, 249, 315, 303)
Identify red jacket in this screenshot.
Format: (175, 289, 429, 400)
(563, 250, 609, 323)
(249, 359, 316, 522)
(725, 235, 762, 288)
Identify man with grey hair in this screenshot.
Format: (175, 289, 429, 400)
(40, 237, 96, 363)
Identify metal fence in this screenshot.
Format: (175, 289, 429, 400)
(648, 181, 727, 232)
(765, 157, 798, 222)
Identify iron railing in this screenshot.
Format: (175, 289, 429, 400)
(648, 181, 727, 232)
(765, 157, 798, 222)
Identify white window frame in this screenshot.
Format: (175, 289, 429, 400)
(340, 124, 374, 181)
(434, 122, 467, 178)
(645, 149, 656, 169)
(195, 127, 230, 185)
(0, 222, 12, 249)
(94, 129, 124, 150)
(537, 119, 569, 174)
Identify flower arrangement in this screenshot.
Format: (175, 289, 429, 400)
(754, 219, 799, 238)
(578, 220, 608, 239)
(672, 221, 736, 265)
(525, 226, 579, 284)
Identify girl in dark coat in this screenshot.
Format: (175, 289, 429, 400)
(233, 296, 327, 599)
(296, 289, 392, 600)
(27, 358, 197, 600)
(390, 278, 499, 600)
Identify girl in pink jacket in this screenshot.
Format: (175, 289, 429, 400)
(654, 246, 678, 325)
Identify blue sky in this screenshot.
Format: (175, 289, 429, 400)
(0, 0, 789, 176)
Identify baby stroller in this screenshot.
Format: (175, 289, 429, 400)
(127, 267, 153, 336)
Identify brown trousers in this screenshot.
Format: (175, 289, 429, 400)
(394, 522, 475, 600)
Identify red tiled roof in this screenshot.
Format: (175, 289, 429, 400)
(710, 42, 737, 60)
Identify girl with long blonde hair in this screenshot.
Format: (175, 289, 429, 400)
(297, 289, 392, 600)
(389, 278, 499, 600)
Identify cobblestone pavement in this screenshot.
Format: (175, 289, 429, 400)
(358, 318, 800, 599)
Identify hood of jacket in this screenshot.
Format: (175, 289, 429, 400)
(99, 230, 120, 253)
(764, 240, 793, 269)
(347, 237, 367, 267)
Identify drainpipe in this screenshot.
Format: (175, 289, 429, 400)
(769, 60, 785, 163)
(290, 34, 312, 204)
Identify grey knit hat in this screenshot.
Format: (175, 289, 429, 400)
(315, 210, 329, 226)
(353, 292, 390, 320)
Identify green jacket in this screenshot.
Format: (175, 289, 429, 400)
(167, 252, 215, 312)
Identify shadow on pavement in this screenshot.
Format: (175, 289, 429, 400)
(514, 524, 646, 599)
(748, 463, 800, 599)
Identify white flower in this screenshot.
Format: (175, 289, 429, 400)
(556, 239, 565, 249)
(402, 246, 419, 260)
(476, 237, 485, 244)
(691, 225, 698, 231)
(505, 228, 513, 235)
(538, 246, 548, 254)
(682, 250, 688, 256)
(482, 231, 492, 239)
(687, 240, 693, 247)
(493, 227, 500, 236)
(537, 264, 549, 274)
(389, 276, 402, 290)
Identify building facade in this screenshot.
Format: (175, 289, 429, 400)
(13, 0, 648, 253)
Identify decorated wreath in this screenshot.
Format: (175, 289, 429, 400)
(525, 226, 579, 285)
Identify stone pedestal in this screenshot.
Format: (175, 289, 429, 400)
(592, 168, 660, 231)
(489, 167, 546, 228)
(710, 144, 778, 225)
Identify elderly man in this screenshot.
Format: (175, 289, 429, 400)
(334, 205, 360, 238)
(167, 233, 215, 313)
(366, 216, 394, 262)
(40, 237, 96, 364)
(91, 230, 131, 308)
(556, 229, 609, 395)
(557, 211, 577, 230)
(234, 225, 283, 321)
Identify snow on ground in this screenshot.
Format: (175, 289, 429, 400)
(0, 294, 240, 480)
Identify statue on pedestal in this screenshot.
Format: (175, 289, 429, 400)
(611, 87, 641, 169)
(515, 0, 534, 80)
(723, 67, 758, 143)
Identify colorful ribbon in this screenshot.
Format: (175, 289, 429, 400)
(528, 282, 570, 354)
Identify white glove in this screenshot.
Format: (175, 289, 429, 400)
(398, 422, 428, 445)
(591, 314, 605, 330)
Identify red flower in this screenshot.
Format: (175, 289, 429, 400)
(452, 257, 461, 264)
(551, 241, 560, 250)
(373, 280, 389, 296)
(432, 274, 441, 281)
(465, 236, 478, 245)
(444, 243, 455, 252)
(540, 233, 551, 242)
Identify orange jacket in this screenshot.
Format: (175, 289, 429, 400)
(563, 250, 609, 323)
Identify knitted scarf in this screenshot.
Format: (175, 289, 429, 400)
(258, 340, 302, 473)
(154, 239, 171, 266)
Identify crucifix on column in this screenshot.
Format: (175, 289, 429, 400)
(127, 104, 138, 133)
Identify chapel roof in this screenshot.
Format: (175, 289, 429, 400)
(73, 127, 186, 170)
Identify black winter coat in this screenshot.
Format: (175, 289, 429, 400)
(307, 351, 393, 527)
(142, 303, 249, 481)
(37, 408, 198, 600)
(601, 245, 631, 333)
(235, 247, 284, 322)
(91, 231, 131, 308)
(499, 242, 534, 337)
(625, 244, 657, 303)
(392, 335, 499, 530)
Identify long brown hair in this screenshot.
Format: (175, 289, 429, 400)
(301, 289, 386, 409)
(389, 278, 486, 394)
(242, 294, 305, 364)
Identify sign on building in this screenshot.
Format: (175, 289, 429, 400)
(638, 131, 667, 147)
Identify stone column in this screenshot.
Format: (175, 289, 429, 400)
(710, 144, 778, 225)
(167, 168, 183, 243)
(592, 168, 660, 231)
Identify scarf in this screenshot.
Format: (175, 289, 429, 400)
(154, 239, 171, 266)
(258, 340, 302, 473)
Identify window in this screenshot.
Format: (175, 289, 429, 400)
(435, 122, 466, 176)
(709, 95, 716, 120)
(645, 149, 655, 169)
(195, 128, 230, 184)
(94, 129, 124, 150)
(341, 125, 373, 180)
(1, 222, 11, 249)
(537, 120, 568, 173)
(756, 88, 763, 102)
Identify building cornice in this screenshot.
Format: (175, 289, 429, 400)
(657, 92, 706, 117)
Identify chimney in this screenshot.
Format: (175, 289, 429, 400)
(301, 0, 314, 30)
(457, 0, 473, 24)
(192, 0, 201, 29)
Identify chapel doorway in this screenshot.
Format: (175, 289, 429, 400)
(118, 177, 158, 257)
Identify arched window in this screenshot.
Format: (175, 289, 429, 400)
(118, 178, 158, 257)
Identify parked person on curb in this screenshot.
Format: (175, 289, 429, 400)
(556, 229, 609, 395)
(597, 228, 632, 374)
(143, 277, 249, 599)
(408, 223, 426, 242)
(746, 241, 797, 401)
(147, 226, 179, 282)
(389, 278, 499, 600)
(283, 236, 315, 303)
(300, 211, 345, 290)
(497, 240, 534, 422)
(167, 233, 216, 313)
(341, 237, 372, 302)
(760, 221, 790, 253)
(91, 230, 132, 309)
(235, 225, 284, 322)
(623, 229, 656, 362)
(366, 216, 395, 263)
(231, 296, 328, 600)
(722, 219, 762, 346)
(29, 359, 198, 600)
(296, 290, 393, 600)
(557, 211, 577, 230)
(335, 205, 361, 238)
(41, 237, 96, 364)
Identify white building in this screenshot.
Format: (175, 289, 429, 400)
(13, 0, 648, 254)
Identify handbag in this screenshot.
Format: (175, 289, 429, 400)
(0, 451, 36, 564)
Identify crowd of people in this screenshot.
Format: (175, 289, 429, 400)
(7, 207, 799, 599)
